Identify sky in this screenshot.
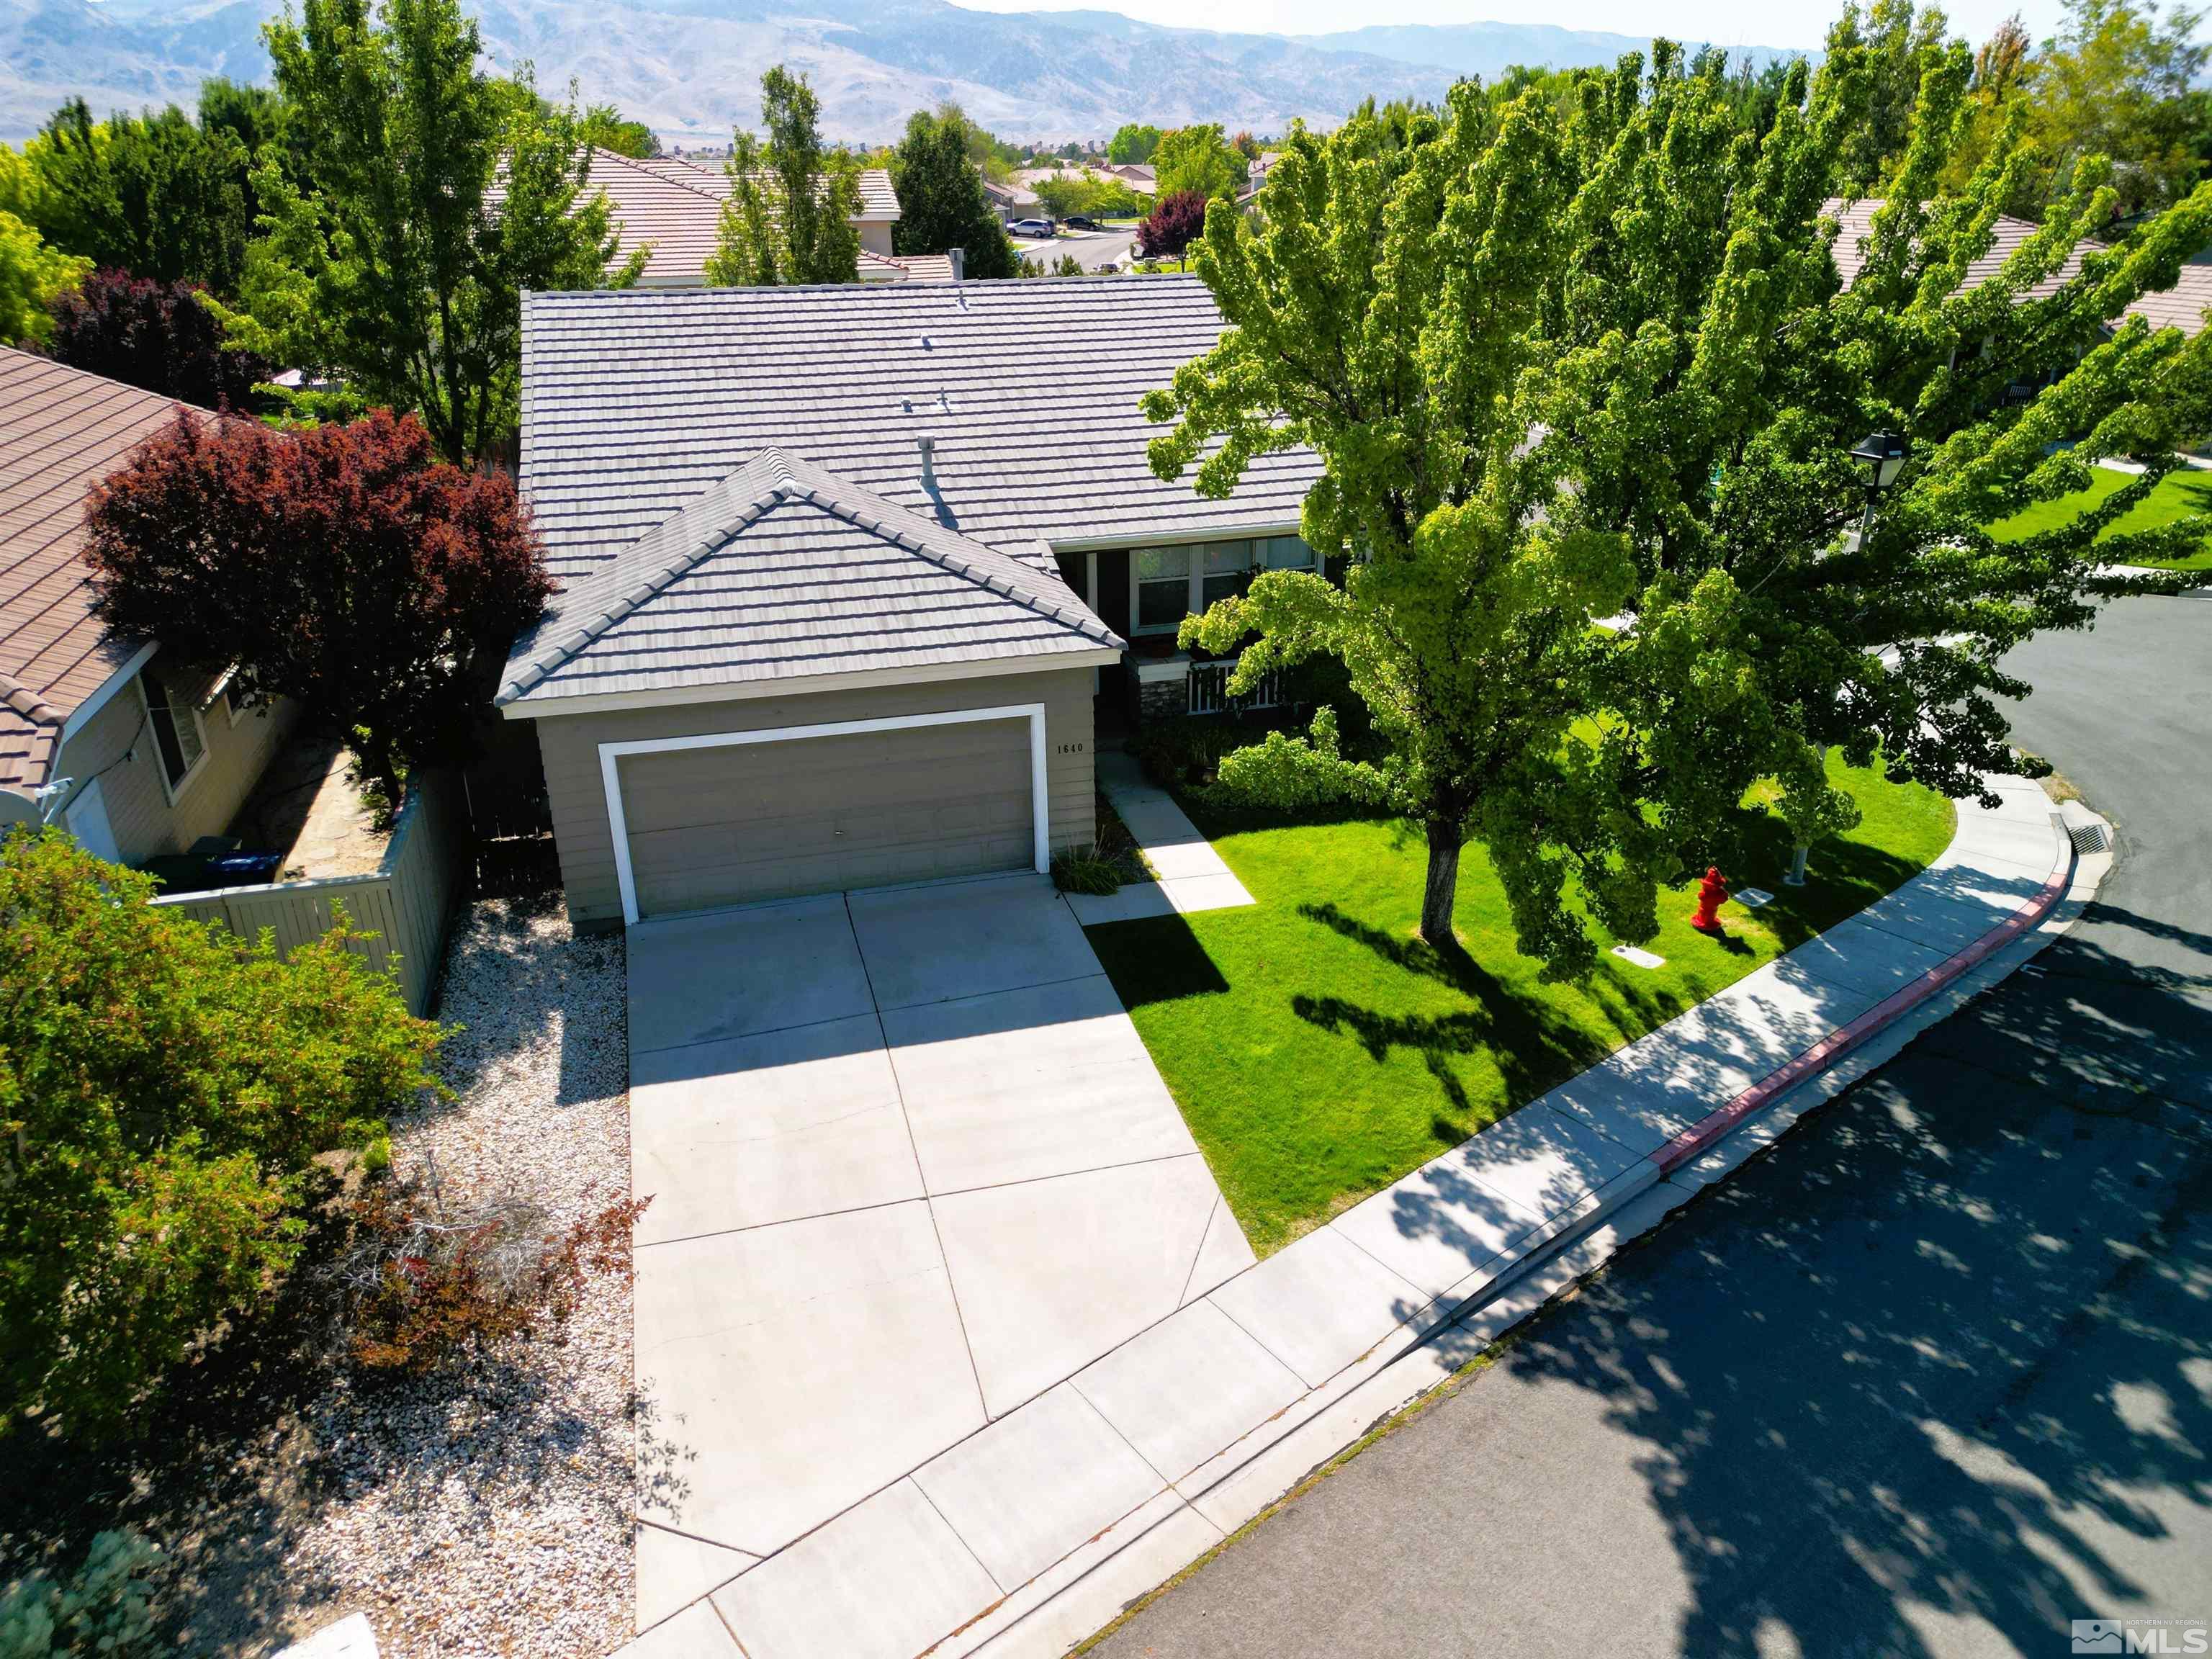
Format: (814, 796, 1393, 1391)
(955, 0, 2080, 54)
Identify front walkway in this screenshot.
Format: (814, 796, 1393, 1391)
(1062, 751, 1255, 923)
(624, 873, 1252, 1626)
(619, 778, 2102, 1659)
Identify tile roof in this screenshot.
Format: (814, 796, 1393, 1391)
(1825, 197, 2210, 333)
(0, 349, 192, 794)
(497, 447, 1120, 707)
(583, 150, 914, 286)
(516, 275, 1320, 593)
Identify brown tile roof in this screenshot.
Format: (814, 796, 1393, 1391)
(1826, 197, 2209, 333)
(581, 150, 912, 286)
(0, 349, 194, 795)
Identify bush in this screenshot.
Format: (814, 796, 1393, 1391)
(325, 1156, 647, 1373)
(0, 830, 445, 1437)
(45, 270, 269, 408)
(1051, 844, 1124, 895)
(0, 1530, 159, 1658)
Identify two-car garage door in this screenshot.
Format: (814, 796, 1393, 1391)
(612, 714, 1038, 920)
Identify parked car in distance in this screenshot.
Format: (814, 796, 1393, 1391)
(1064, 215, 1101, 232)
(1007, 217, 1056, 238)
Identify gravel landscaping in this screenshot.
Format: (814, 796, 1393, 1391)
(278, 895, 634, 1658)
(0, 893, 637, 1659)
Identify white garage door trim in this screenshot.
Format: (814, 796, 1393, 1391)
(599, 702, 1050, 925)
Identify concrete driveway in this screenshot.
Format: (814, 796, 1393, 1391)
(626, 872, 1251, 1603)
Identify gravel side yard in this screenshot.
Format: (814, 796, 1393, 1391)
(0, 894, 636, 1659)
(280, 896, 634, 1658)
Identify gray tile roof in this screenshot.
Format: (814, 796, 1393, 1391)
(498, 447, 1123, 708)
(518, 274, 1320, 590)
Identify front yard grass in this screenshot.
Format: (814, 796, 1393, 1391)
(1087, 752, 1956, 1256)
(1987, 464, 2212, 571)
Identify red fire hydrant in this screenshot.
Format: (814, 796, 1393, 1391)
(1691, 866, 1729, 932)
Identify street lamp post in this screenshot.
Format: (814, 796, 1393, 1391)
(1786, 431, 1912, 889)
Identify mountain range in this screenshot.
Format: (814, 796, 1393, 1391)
(0, 0, 1813, 145)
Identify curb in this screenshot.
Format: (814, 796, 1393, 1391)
(1650, 820, 2074, 1175)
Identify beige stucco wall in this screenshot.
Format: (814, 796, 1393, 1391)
(858, 222, 896, 258)
(526, 665, 1099, 929)
(53, 673, 293, 866)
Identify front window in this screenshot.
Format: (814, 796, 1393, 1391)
(140, 667, 207, 793)
(1129, 534, 1316, 636)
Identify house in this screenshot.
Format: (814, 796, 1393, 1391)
(1105, 162, 1158, 194)
(0, 350, 292, 863)
(981, 175, 1040, 218)
(575, 148, 950, 287)
(497, 275, 1322, 927)
(1826, 197, 2212, 336)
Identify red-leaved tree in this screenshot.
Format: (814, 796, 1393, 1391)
(48, 270, 271, 409)
(1136, 189, 1209, 269)
(85, 408, 554, 799)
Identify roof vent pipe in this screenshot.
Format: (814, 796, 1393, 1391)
(917, 433, 937, 489)
(948, 246, 964, 283)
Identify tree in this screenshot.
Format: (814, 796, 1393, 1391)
(1823, 0, 1955, 192)
(1108, 122, 1161, 164)
(1154, 124, 1249, 201)
(1136, 189, 1208, 267)
(0, 209, 86, 345)
(9, 96, 267, 299)
(2015, 0, 2211, 217)
(0, 829, 442, 1435)
(580, 102, 660, 158)
(233, 0, 635, 466)
(1145, 49, 2211, 966)
(706, 66, 862, 286)
(890, 106, 1017, 279)
(47, 270, 270, 406)
(85, 408, 554, 800)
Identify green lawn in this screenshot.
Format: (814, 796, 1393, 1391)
(1087, 754, 1956, 1256)
(1987, 464, 2212, 572)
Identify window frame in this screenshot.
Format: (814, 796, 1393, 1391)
(136, 665, 211, 804)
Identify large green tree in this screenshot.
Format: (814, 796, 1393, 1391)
(1108, 122, 1162, 164)
(1153, 123, 1250, 202)
(232, 0, 634, 465)
(890, 106, 1016, 278)
(1147, 45, 2211, 968)
(706, 66, 862, 286)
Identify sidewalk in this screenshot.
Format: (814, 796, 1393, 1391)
(616, 775, 2105, 1659)
(1061, 751, 1255, 923)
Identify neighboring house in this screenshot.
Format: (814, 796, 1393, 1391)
(1827, 197, 2212, 338)
(981, 175, 1040, 217)
(0, 349, 291, 863)
(1239, 151, 1282, 206)
(497, 276, 1323, 928)
(1106, 162, 1158, 194)
(576, 148, 946, 287)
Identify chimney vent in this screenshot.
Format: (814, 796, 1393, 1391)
(917, 434, 937, 489)
(948, 246, 965, 282)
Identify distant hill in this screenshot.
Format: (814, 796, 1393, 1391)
(0, 0, 1820, 146)
(1295, 21, 1815, 81)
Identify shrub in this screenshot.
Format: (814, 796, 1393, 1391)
(1051, 844, 1124, 895)
(45, 270, 269, 408)
(0, 1530, 159, 1658)
(326, 1156, 647, 1372)
(0, 830, 445, 1436)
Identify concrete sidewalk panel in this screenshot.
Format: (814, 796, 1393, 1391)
(630, 1016, 920, 1243)
(1776, 914, 1952, 999)
(1328, 1146, 1547, 1302)
(711, 1481, 1001, 1659)
(884, 975, 1197, 1192)
(850, 876, 1095, 1010)
(628, 896, 872, 1054)
(613, 1600, 742, 1659)
(632, 1202, 984, 1553)
(1182, 1198, 1257, 1304)
(1163, 871, 1256, 912)
(933, 1154, 1223, 1417)
(1206, 1226, 1427, 1388)
(634, 1525, 757, 1633)
(1074, 1298, 1308, 1485)
(1065, 881, 1177, 925)
(913, 1384, 1165, 1589)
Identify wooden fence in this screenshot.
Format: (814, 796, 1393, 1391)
(151, 769, 464, 1016)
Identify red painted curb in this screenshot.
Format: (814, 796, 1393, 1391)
(1650, 819, 2074, 1177)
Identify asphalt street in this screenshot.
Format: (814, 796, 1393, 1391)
(1092, 593, 2212, 1659)
(1013, 227, 1142, 271)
